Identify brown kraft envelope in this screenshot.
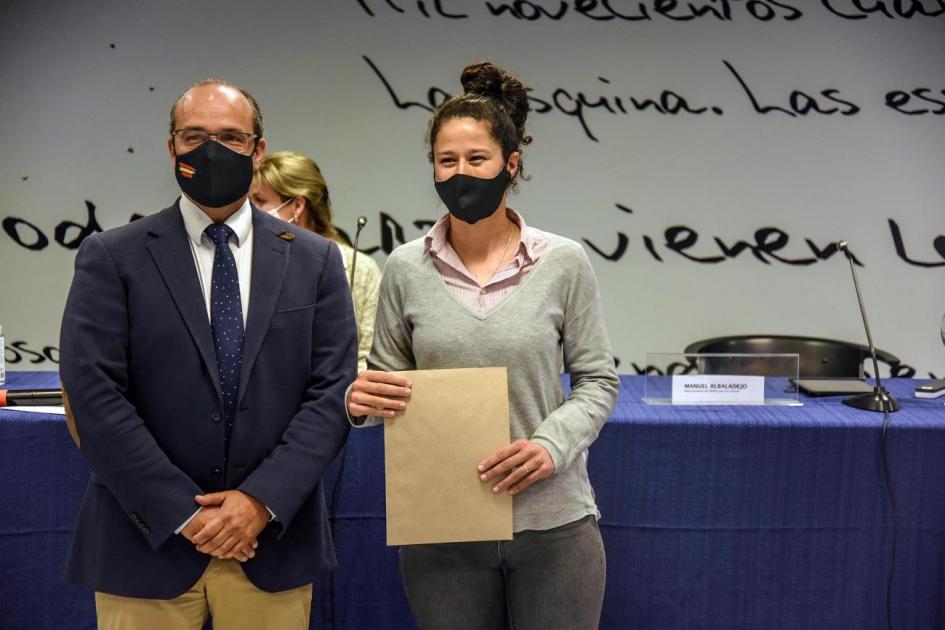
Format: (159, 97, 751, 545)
(384, 367, 513, 545)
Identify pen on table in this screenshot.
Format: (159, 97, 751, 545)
(0, 389, 64, 406)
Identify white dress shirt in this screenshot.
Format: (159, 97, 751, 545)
(179, 194, 253, 325)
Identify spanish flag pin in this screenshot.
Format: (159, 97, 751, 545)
(178, 162, 196, 179)
(279, 231, 295, 241)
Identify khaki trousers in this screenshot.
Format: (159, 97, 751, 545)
(95, 558, 312, 630)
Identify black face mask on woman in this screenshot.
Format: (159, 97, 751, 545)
(434, 166, 511, 225)
(175, 141, 254, 208)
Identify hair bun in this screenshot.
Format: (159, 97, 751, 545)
(460, 61, 529, 133)
(460, 62, 505, 99)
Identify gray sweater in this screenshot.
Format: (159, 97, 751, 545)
(366, 233, 619, 532)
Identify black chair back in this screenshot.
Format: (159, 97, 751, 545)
(684, 335, 900, 378)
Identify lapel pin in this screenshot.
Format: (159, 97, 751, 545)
(278, 231, 295, 241)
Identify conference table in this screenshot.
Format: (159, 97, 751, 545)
(2, 371, 943, 629)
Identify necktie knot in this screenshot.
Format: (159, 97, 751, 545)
(204, 223, 235, 247)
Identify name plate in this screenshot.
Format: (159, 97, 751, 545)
(671, 375, 765, 405)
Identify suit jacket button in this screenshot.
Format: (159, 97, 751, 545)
(141, 527, 151, 535)
(211, 467, 222, 476)
(210, 412, 221, 423)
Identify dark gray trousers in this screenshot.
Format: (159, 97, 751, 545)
(400, 515, 606, 630)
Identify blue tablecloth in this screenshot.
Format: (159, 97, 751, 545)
(2, 372, 943, 629)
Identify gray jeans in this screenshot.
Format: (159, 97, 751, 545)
(399, 515, 606, 630)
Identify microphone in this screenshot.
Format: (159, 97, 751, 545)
(349, 216, 368, 286)
(0, 389, 64, 406)
(837, 241, 900, 413)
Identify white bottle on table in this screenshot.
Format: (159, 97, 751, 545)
(0, 325, 5, 385)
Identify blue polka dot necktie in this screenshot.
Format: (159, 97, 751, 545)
(204, 223, 244, 453)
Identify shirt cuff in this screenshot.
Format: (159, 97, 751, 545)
(345, 382, 368, 427)
(175, 507, 202, 534)
(176, 504, 275, 535)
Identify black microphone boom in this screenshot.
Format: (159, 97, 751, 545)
(349, 216, 368, 287)
(836, 241, 900, 413)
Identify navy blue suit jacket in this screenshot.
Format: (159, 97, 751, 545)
(59, 201, 357, 598)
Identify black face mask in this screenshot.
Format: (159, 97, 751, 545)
(434, 166, 511, 225)
(175, 141, 254, 208)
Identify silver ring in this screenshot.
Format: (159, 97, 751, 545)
(521, 463, 531, 474)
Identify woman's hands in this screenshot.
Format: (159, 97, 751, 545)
(478, 439, 554, 496)
(351, 373, 552, 496)
(347, 370, 412, 418)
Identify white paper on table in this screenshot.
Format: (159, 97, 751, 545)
(671, 375, 765, 405)
(4, 406, 66, 415)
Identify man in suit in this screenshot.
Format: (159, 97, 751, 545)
(59, 79, 357, 629)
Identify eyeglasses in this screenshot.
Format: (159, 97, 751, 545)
(172, 129, 258, 153)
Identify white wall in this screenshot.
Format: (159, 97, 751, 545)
(1, 0, 943, 375)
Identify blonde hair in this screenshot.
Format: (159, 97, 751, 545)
(254, 151, 343, 243)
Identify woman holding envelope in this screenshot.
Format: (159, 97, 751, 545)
(347, 61, 619, 629)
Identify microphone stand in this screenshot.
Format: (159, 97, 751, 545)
(837, 241, 900, 413)
(330, 215, 368, 630)
(349, 216, 367, 287)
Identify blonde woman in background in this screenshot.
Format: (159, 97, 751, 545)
(251, 151, 381, 370)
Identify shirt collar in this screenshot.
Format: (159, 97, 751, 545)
(179, 195, 253, 247)
(424, 208, 537, 263)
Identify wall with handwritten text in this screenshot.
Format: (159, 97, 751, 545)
(0, 0, 942, 376)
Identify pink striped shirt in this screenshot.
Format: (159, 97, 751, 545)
(424, 209, 551, 312)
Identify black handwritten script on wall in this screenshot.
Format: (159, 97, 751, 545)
(350, 208, 934, 377)
(3, 204, 937, 375)
(364, 56, 944, 143)
(355, 0, 945, 21)
(3, 201, 943, 267)
(340, 205, 945, 269)
(2, 201, 103, 251)
(581, 204, 862, 266)
(4, 341, 59, 367)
